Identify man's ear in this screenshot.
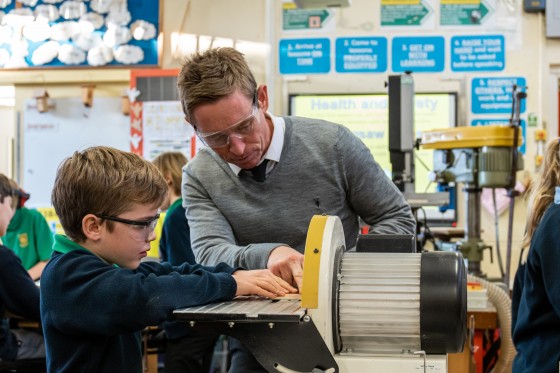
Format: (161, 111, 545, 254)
(186, 116, 196, 131)
(82, 214, 102, 241)
(257, 85, 269, 112)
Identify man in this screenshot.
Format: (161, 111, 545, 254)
(177, 47, 415, 372)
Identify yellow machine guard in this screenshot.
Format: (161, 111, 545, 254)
(300, 215, 327, 309)
(421, 125, 523, 150)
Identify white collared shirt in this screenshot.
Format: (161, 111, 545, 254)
(228, 112, 285, 176)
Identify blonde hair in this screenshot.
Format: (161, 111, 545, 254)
(177, 47, 257, 126)
(523, 138, 560, 249)
(51, 146, 167, 242)
(152, 152, 187, 196)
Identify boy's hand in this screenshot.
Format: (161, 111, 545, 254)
(232, 269, 298, 298)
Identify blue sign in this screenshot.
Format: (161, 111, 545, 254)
(335, 37, 387, 73)
(392, 36, 445, 73)
(472, 77, 526, 114)
(471, 119, 526, 154)
(279, 38, 331, 74)
(451, 35, 505, 72)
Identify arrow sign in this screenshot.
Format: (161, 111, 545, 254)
(381, 0, 432, 26)
(283, 8, 332, 31)
(440, 0, 494, 26)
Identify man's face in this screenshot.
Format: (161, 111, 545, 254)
(0, 196, 14, 236)
(191, 88, 272, 170)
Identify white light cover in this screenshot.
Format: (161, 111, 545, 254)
(235, 40, 270, 58)
(198, 35, 212, 52)
(170, 32, 196, 59)
(211, 37, 233, 49)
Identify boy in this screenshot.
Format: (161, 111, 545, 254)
(0, 173, 45, 362)
(40, 146, 295, 372)
(1, 179, 53, 280)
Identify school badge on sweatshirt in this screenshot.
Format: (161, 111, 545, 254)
(18, 233, 29, 248)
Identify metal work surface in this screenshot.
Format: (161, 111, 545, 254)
(173, 296, 305, 322)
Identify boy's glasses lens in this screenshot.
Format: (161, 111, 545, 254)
(96, 214, 160, 240)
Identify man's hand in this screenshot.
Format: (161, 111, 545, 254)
(232, 269, 297, 298)
(267, 246, 304, 291)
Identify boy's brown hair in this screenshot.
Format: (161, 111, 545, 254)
(152, 152, 187, 197)
(177, 47, 257, 126)
(51, 146, 167, 242)
(0, 173, 15, 208)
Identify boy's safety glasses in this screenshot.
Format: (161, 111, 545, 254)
(95, 214, 160, 240)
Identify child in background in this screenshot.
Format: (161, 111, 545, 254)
(1, 179, 53, 280)
(512, 138, 560, 372)
(153, 152, 194, 265)
(0, 173, 45, 362)
(40, 146, 296, 373)
(153, 151, 219, 373)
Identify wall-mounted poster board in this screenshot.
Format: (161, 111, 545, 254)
(290, 92, 458, 225)
(129, 69, 200, 162)
(22, 97, 129, 208)
(0, 0, 159, 68)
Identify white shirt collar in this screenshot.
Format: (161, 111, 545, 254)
(229, 112, 285, 175)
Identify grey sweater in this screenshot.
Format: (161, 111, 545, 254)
(183, 116, 415, 269)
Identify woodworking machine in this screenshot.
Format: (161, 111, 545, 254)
(174, 215, 467, 373)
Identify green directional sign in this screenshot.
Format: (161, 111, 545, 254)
(283, 8, 331, 30)
(440, 0, 491, 25)
(381, 0, 430, 26)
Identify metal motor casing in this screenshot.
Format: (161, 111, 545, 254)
(422, 126, 524, 189)
(305, 216, 466, 358)
(432, 146, 524, 188)
(336, 251, 466, 355)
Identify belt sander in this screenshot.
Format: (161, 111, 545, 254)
(174, 215, 466, 373)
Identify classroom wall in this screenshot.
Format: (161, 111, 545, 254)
(268, 0, 560, 283)
(0, 0, 557, 283)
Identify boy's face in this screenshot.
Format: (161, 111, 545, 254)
(0, 196, 14, 236)
(94, 203, 159, 269)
